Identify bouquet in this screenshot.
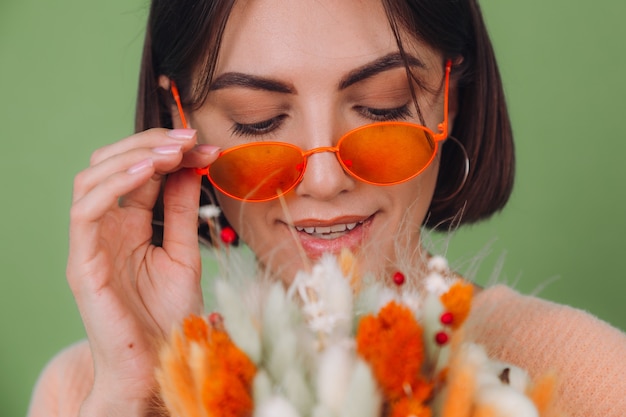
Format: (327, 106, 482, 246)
(155, 211, 562, 417)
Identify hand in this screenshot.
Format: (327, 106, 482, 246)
(67, 128, 219, 415)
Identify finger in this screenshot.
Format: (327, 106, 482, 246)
(89, 128, 197, 166)
(117, 146, 220, 211)
(68, 159, 157, 269)
(161, 168, 203, 271)
(74, 145, 191, 203)
(180, 144, 221, 168)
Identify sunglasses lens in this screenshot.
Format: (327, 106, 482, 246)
(209, 143, 304, 201)
(338, 123, 436, 184)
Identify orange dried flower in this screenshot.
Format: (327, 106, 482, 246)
(441, 346, 476, 417)
(472, 404, 498, 417)
(183, 314, 210, 343)
(203, 325, 256, 417)
(527, 372, 558, 416)
(356, 301, 432, 402)
(440, 282, 474, 329)
(339, 248, 361, 292)
(158, 314, 256, 417)
(389, 396, 432, 417)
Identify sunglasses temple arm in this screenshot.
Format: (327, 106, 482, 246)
(437, 60, 452, 141)
(171, 81, 210, 176)
(170, 80, 189, 129)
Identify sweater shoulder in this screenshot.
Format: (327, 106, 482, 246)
(467, 285, 626, 417)
(27, 340, 94, 417)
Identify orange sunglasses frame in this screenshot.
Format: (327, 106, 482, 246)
(170, 60, 451, 201)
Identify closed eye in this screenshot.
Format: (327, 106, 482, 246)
(355, 104, 413, 122)
(231, 114, 288, 137)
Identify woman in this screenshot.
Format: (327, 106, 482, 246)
(28, 0, 626, 416)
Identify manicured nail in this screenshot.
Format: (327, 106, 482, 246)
(153, 145, 182, 155)
(194, 144, 221, 155)
(127, 158, 153, 174)
(167, 128, 197, 140)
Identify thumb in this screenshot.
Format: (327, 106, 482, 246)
(161, 168, 203, 271)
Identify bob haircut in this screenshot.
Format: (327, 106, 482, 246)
(136, 0, 514, 244)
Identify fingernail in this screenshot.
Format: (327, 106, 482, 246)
(127, 158, 153, 174)
(153, 145, 182, 155)
(167, 129, 197, 140)
(194, 144, 221, 155)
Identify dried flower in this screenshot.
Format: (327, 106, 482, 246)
(356, 302, 432, 403)
(156, 253, 561, 417)
(440, 281, 474, 329)
(198, 204, 221, 220)
(389, 396, 432, 417)
(157, 314, 256, 417)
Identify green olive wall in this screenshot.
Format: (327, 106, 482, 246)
(1, 0, 624, 415)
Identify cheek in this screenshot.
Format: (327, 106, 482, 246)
(403, 156, 440, 206)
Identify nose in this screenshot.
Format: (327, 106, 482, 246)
(295, 147, 356, 200)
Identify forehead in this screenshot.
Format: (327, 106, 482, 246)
(215, 0, 440, 79)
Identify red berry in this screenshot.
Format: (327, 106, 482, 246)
(220, 227, 237, 244)
(440, 312, 454, 325)
(435, 331, 449, 346)
(392, 271, 405, 286)
(208, 312, 223, 325)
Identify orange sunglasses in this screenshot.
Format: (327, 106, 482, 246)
(171, 60, 451, 202)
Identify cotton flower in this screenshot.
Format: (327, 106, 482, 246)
(424, 271, 452, 296)
(340, 358, 383, 417)
(215, 280, 262, 364)
(198, 204, 221, 220)
(254, 395, 301, 417)
(290, 253, 353, 341)
(428, 255, 450, 273)
(476, 385, 539, 417)
(316, 344, 356, 414)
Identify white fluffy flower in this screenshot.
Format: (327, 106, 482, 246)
(424, 271, 452, 296)
(316, 344, 355, 414)
(198, 204, 221, 220)
(254, 395, 301, 417)
(476, 385, 539, 417)
(428, 255, 449, 272)
(290, 254, 353, 339)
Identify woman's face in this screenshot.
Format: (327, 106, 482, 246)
(190, 0, 452, 282)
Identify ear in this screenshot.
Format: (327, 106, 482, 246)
(158, 75, 190, 129)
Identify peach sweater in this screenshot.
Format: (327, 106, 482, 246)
(28, 285, 626, 416)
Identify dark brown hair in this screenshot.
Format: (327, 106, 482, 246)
(137, 0, 514, 243)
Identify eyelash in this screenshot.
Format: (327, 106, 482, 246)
(230, 104, 413, 137)
(231, 115, 288, 137)
(356, 104, 413, 122)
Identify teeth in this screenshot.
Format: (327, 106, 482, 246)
(295, 221, 361, 235)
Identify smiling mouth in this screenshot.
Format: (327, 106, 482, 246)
(293, 220, 366, 240)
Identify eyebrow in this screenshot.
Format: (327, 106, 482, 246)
(208, 52, 424, 93)
(338, 52, 424, 90)
(209, 72, 295, 93)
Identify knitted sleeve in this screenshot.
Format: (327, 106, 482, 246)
(27, 341, 93, 417)
(467, 285, 626, 417)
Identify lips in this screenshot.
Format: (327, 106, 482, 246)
(291, 215, 374, 257)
